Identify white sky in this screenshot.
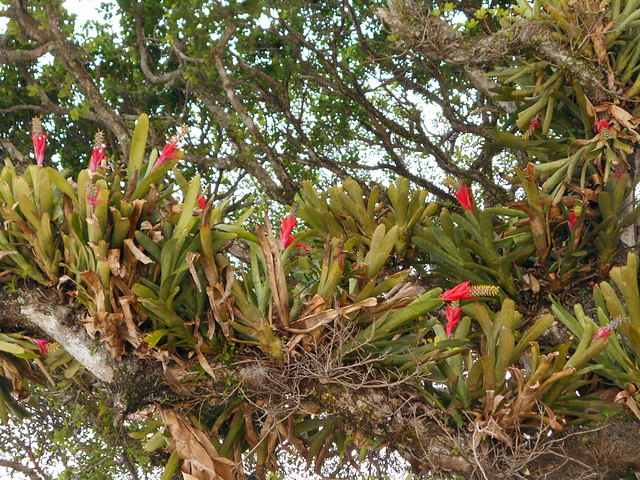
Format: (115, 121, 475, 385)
(63, 0, 104, 26)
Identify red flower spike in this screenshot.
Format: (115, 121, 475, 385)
(153, 125, 187, 171)
(87, 185, 103, 217)
(439, 281, 474, 302)
(591, 326, 612, 344)
(29, 338, 50, 355)
(568, 204, 582, 232)
(596, 119, 611, 133)
(530, 112, 541, 130)
(445, 304, 462, 339)
(198, 195, 206, 210)
(31, 117, 47, 168)
(469, 285, 500, 297)
(89, 145, 106, 173)
(279, 215, 296, 249)
(279, 215, 311, 251)
(616, 168, 627, 180)
(89, 130, 107, 172)
(568, 212, 578, 231)
(453, 184, 473, 211)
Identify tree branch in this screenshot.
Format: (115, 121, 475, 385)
(376, 1, 609, 104)
(0, 42, 54, 64)
(0, 459, 46, 480)
(0, 288, 165, 414)
(38, 2, 131, 153)
(0, 137, 29, 165)
(212, 19, 296, 202)
(132, 0, 182, 85)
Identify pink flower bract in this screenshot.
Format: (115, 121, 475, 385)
(445, 304, 462, 339)
(89, 145, 106, 173)
(279, 215, 311, 251)
(439, 281, 474, 302)
(530, 112, 541, 130)
(568, 212, 578, 231)
(591, 326, 612, 344)
(596, 119, 611, 133)
(87, 185, 103, 216)
(29, 338, 50, 355)
(453, 184, 473, 211)
(31, 132, 47, 168)
(152, 126, 187, 171)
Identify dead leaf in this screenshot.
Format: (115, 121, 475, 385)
(187, 252, 202, 292)
(161, 409, 235, 480)
(257, 216, 290, 328)
(287, 297, 377, 334)
(119, 296, 144, 348)
(81, 270, 106, 312)
(615, 386, 640, 422)
(108, 249, 124, 277)
(124, 238, 154, 264)
(611, 105, 640, 141)
(0, 250, 17, 260)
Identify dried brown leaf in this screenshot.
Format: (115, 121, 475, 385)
(0, 250, 17, 260)
(81, 270, 106, 312)
(124, 238, 155, 265)
(257, 216, 289, 327)
(287, 297, 377, 334)
(119, 296, 144, 348)
(108, 249, 124, 277)
(187, 252, 202, 292)
(611, 105, 640, 141)
(161, 409, 235, 480)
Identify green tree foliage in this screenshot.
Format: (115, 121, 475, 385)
(3, 0, 640, 479)
(0, 383, 160, 480)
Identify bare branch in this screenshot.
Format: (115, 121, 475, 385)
(132, 0, 182, 84)
(376, 1, 608, 104)
(212, 19, 296, 201)
(0, 42, 54, 64)
(0, 137, 29, 165)
(0, 459, 46, 480)
(40, 3, 131, 152)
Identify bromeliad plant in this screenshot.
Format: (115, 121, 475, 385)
(0, 115, 477, 479)
(298, 176, 436, 275)
(412, 184, 533, 299)
(489, 0, 640, 195)
(2, 112, 640, 479)
(552, 253, 640, 417)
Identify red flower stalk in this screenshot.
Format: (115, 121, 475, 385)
(523, 113, 541, 140)
(440, 281, 473, 302)
(87, 185, 103, 217)
(445, 303, 462, 339)
(279, 215, 311, 250)
(198, 195, 206, 210)
(440, 281, 499, 301)
(89, 131, 107, 173)
(89, 145, 106, 173)
(453, 184, 473, 211)
(28, 337, 50, 355)
(568, 204, 581, 232)
(153, 124, 187, 171)
(31, 117, 47, 168)
(568, 212, 578, 231)
(530, 112, 541, 130)
(616, 168, 627, 180)
(591, 326, 612, 344)
(596, 119, 611, 133)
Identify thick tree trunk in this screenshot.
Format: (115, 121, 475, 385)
(2, 287, 640, 479)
